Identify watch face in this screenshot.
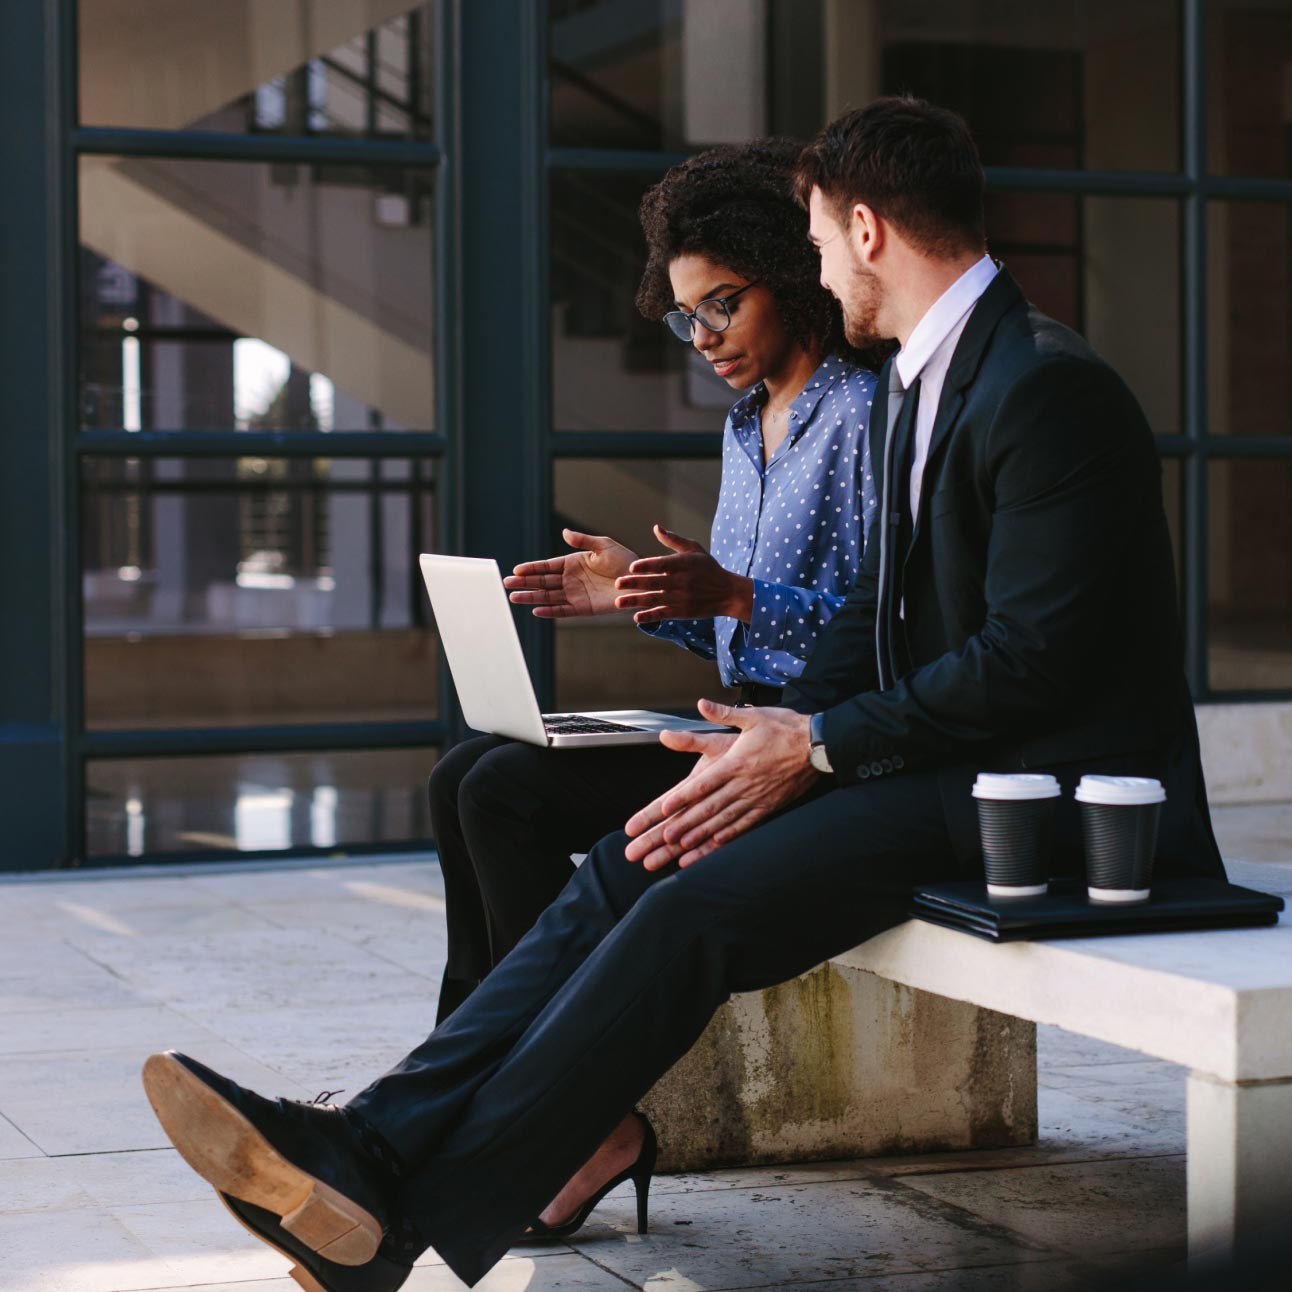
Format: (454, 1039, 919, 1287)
(809, 744, 832, 774)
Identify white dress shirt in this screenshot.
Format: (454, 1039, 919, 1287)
(893, 254, 999, 522)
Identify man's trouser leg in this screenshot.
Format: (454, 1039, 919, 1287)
(431, 736, 695, 1020)
(454, 738, 695, 962)
(349, 769, 961, 1286)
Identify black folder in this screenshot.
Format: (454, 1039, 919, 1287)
(911, 877, 1284, 943)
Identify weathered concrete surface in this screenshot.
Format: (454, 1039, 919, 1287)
(641, 959, 1037, 1173)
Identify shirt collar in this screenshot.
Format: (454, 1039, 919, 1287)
(894, 254, 998, 392)
(728, 354, 849, 433)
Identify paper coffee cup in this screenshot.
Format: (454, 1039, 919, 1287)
(972, 773, 1061, 897)
(1075, 776, 1165, 903)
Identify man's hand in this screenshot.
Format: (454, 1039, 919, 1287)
(505, 530, 637, 618)
(624, 701, 820, 869)
(614, 525, 754, 624)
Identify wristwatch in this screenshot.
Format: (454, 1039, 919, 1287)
(808, 712, 833, 774)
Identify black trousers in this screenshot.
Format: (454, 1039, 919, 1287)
(429, 734, 697, 1019)
(349, 768, 964, 1286)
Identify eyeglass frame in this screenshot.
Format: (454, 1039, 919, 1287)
(662, 279, 762, 342)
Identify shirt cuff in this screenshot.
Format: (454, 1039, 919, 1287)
(748, 579, 791, 655)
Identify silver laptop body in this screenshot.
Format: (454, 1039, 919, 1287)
(419, 554, 731, 747)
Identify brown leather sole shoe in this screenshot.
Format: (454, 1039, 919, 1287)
(218, 1192, 412, 1292)
(142, 1051, 383, 1265)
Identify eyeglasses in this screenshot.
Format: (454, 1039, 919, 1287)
(663, 280, 761, 342)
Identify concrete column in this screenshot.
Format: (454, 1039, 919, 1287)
(643, 959, 1037, 1173)
(823, 0, 882, 121)
(681, 0, 767, 144)
(1186, 1071, 1292, 1265)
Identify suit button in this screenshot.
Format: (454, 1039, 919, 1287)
(881, 758, 894, 773)
(856, 765, 871, 780)
(870, 761, 884, 776)
(893, 754, 905, 770)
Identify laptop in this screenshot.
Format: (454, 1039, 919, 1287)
(419, 554, 733, 748)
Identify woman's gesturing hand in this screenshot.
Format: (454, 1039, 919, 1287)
(505, 529, 638, 618)
(615, 524, 754, 625)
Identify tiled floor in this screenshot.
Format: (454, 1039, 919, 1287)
(0, 812, 1288, 1292)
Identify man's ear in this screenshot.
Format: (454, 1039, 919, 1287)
(849, 202, 883, 264)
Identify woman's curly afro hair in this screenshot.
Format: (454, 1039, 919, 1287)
(635, 138, 878, 368)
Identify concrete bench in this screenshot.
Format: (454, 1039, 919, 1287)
(643, 858, 1291, 1267)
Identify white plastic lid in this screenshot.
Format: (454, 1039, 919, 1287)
(1075, 775, 1166, 806)
(971, 772, 1061, 801)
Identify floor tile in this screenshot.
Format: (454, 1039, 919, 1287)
(107, 1195, 304, 1286)
(182, 996, 439, 1090)
(1035, 1025, 1147, 1070)
(714, 1259, 1103, 1290)
(68, 927, 434, 1014)
(0, 1207, 161, 1292)
(0, 1148, 210, 1214)
(0, 962, 148, 1016)
(898, 1155, 1187, 1258)
(0, 1006, 223, 1058)
(0, 1043, 310, 1156)
(57, 901, 281, 942)
(405, 1252, 642, 1290)
(0, 1112, 44, 1161)
(567, 1174, 1051, 1290)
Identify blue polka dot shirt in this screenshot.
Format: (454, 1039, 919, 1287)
(645, 356, 879, 687)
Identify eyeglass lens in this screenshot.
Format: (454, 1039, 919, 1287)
(664, 297, 731, 342)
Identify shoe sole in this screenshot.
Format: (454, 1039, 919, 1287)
(142, 1052, 381, 1266)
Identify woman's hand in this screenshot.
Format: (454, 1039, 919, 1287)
(505, 529, 638, 618)
(614, 525, 754, 625)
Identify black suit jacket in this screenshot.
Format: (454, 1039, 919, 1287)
(784, 269, 1222, 878)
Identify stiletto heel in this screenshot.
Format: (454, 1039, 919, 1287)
(526, 1112, 657, 1241)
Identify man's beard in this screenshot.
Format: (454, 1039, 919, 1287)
(840, 257, 885, 350)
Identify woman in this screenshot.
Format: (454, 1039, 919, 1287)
(430, 140, 883, 1062)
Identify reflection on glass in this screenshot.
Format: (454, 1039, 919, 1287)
(81, 457, 439, 729)
(551, 169, 733, 434)
(86, 748, 437, 858)
(79, 157, 434, 431)
(1208, 0, 1292, 178)
(1208, 202, 1292, 438)
(996, 195, 1180, 434)
(553, 169, 1182, 438)
(552, 457, 732, 712)
(1208, 460, 1292, 692)
(550, 0, 1180, 170)
(79, 2, 435, 139)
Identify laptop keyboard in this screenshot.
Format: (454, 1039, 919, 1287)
(543, 715, 648, 735)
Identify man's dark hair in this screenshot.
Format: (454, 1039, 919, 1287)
(636, 138, 876, 366)
(793, 96, 986, 258)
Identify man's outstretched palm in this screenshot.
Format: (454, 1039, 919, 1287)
(505, 529, 638, 618)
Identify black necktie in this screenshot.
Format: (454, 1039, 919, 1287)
(882, 376, 921, 682)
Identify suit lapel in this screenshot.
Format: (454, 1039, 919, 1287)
(925, 269, 1022, 467)
(907, 268, 1024, 552)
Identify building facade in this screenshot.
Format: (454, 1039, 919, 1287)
(3, 0, 1291, 868)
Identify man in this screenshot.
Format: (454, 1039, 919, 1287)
(142, 97, 1222, 1292)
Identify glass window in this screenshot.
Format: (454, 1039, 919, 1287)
(86, 747, 436, 858)
(551, 168, 733, 435)
(995, 194, 1181, 434)
(552, 457, 732, 711)
(1208, 201, 1292, 438)
(1208, 0, 1292, 178)
(550, 0, 1180, 171)
(78, 158, 434, 432)
(1208, 458, 1292, 691)
(78, 2, 436, 140)
(81, 457, 439, 729)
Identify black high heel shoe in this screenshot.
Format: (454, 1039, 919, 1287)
(526, 1112, 657, 1240)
